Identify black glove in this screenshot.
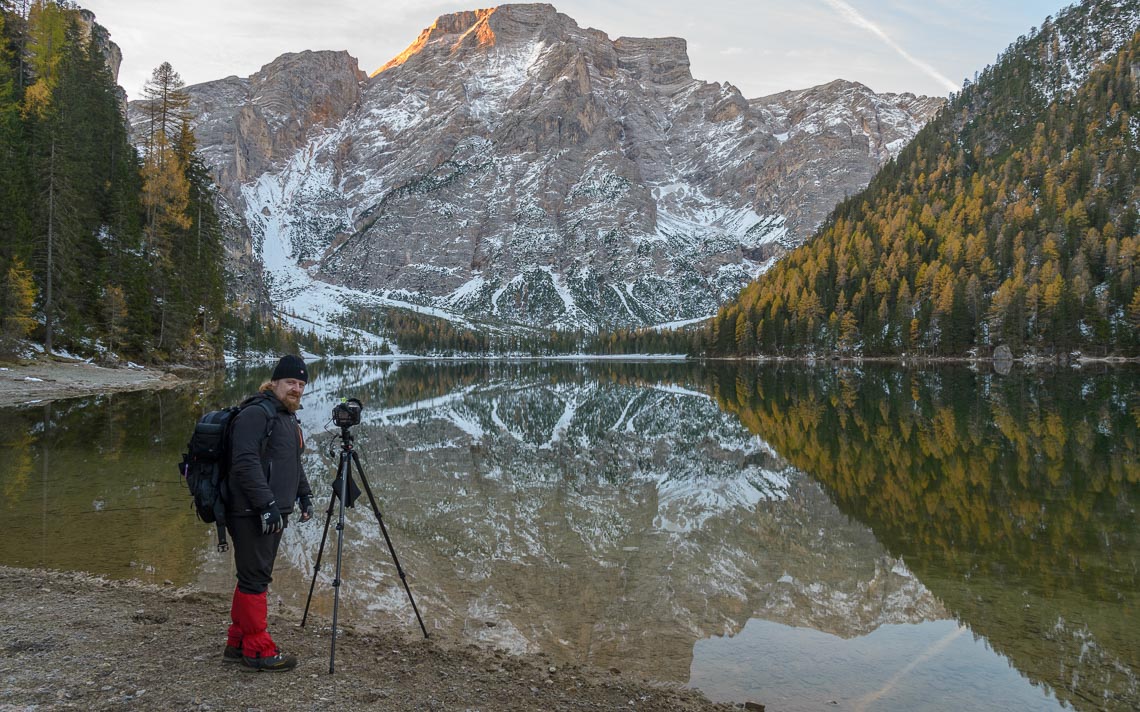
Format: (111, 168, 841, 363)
(259, 501, 283, 535)
(298, 495, 314, 523)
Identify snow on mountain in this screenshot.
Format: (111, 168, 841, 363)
(130, 4, 941, 337)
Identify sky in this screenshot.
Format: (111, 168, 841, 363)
(79, 0, 1074, 102)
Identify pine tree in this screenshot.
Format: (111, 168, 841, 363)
(1, 256, 36, 353)
(22, 0, 69, 353)
(1128, 287, 1140, 329)
(141, 61, 190, 153)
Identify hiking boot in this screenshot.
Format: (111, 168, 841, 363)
(223, 645, 244, 663)
(242, 650, 298, 672)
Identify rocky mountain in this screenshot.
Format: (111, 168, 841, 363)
(748, 79, 943, 248)
(132, 3, 941, 335)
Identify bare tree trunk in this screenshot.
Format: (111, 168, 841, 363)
(45, 138, 54, 355)
(158, 280, 166, 350)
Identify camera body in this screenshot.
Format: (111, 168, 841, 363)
(332, 398, 362, 428)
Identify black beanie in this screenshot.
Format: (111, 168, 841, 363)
(271, 354, 308, 383)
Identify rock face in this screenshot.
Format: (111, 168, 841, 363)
(131, 3, 942, 332)
(749, 80, 944, 249)
(146, 51, 366, 314)
(77, 10, 126, 113)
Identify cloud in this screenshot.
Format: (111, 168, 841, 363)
(820, 0, 960, 94)
(720, 47, 745, 56)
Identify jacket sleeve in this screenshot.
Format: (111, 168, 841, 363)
(229, 406, 276, 511)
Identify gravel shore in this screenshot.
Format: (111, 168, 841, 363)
(0, 567, 742, 711)
(0, 359, 182, 408)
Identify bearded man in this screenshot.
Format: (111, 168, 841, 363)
(222, 354, 315, 671)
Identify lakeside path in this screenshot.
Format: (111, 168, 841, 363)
(0, 567, 738, 711)
(0, 360, 183, 408)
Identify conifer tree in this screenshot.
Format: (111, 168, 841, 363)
(22, 0, 69, 353)
(1, 256, 36, 353)
(142, 61, 189, 152)
(102, 284, 127, 354)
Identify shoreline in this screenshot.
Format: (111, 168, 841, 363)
(0, 357, 186, 408)
(0, 566, 739, 711)
(4, 350, 1135, 410)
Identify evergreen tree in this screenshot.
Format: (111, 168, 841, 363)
(141, 61, 189, 153)
(1, 256, 36, 354)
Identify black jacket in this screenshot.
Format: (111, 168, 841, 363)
(225, 391, 312, 517)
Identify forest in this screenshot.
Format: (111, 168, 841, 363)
(0, 1, 255, 362)
(705, 20, 1140, 358)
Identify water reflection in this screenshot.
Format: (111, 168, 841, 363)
(281, 361, 936, 685)
(706, 364, 1140, 711)
(0, 360, 1136, 711)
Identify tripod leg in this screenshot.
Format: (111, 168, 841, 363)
(351, 450, 429, 639)
(301, 494, 337, 628)
(329, 450, 351, 673)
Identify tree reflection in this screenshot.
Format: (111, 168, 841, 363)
(708, 364, 1140, 711)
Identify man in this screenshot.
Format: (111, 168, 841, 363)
(223, 354, 315, 671)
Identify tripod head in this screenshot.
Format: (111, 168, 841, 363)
(338, 426, 355, 447)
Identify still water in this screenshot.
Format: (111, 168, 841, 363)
(0, 360, 1136, 711)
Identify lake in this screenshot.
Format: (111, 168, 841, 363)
(0, 360, 1136, 711)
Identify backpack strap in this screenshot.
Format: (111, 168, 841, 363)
(213, 396, 280, 553)
(251, 397, 278, 456)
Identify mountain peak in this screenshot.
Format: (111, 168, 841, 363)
(373, 3, 565, 76)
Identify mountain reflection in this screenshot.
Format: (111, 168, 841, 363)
(274, 360, 943, 683)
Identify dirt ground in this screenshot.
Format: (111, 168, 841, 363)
(0, 567, 746, 712)
(0, 358, 183, 408)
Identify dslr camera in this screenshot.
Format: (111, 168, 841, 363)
(332, 398, 362, 428)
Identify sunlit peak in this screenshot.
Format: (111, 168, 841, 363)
(371, 7, 499, 78)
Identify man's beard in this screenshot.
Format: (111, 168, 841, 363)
(281, 394, 302, 413)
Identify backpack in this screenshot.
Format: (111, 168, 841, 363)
(178, 395, 277, 552)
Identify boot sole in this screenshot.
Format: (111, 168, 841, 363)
(241, 659, 298, 672)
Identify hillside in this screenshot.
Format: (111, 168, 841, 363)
(708, 0, 1140, 358)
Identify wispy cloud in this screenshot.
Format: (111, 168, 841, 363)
(720, 47, 745, 56)
(821, 0, 960, 94)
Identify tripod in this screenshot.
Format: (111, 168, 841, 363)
(301, 425, 428, 673)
